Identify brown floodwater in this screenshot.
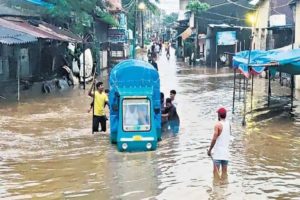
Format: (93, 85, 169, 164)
(0, 49, 299, 199)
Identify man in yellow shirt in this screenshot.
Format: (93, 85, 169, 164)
(88, 81, 109, 133)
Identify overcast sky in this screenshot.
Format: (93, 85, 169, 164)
(157, 0, 179, 14)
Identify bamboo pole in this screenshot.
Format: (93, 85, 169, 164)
(232, 69, 236, 114)
(291, 75, 294, 112)
(251, 74, 254, 112)
(268, 70, 271, 107)
(17, 48, 20, 101)
(83, 41, 86, 90)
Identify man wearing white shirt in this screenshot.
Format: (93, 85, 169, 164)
(207, 107, 231, 180)
(170, 90, 178, 108)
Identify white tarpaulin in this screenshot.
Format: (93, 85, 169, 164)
(79, 48, 93, 82)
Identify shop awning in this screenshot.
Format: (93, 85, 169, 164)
(179, 27, 193, 40)
(0, 18, 81, 43)
(0, 25, 37, 45)
(233, 48, 300, 77)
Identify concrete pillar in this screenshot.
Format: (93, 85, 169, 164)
(253, 0, 270, 51)
(295, 2, 300, 89)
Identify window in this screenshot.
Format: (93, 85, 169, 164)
(123, 98, 151, 132)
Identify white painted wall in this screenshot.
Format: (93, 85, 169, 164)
(253, 0, 270, 50)
(295, 2, 300, 89)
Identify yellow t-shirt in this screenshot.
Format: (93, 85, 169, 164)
(94, 91, 108, 116)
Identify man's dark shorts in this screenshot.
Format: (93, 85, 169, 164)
(213, 160, 229, 168)
(93, 115, 107, 132)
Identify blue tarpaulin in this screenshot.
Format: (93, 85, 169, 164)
(233, 48, 300, 77)
(24, 0, 53, 8)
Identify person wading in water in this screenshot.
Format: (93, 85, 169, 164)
(88, 81, 109, 133)
(207, 107, 231, 180)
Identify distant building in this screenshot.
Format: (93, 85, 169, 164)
(251, 0, 300, 89)
(176, 0, 252, 66)
(0, 3, 81, 100)
(251, 0, 295, 50)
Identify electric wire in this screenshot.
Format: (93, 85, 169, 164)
(122, 0, 134, 8)
(123, 0, 135, 11)
(272, 0, 294, 9)
(204, 11, 246, 21)
(226, 0, 256, 10)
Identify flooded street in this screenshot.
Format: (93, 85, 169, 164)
(0, 49, 299, 200)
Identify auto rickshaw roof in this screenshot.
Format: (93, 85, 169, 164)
(109, 59, 159, 88)
(117, 87, 153, 96)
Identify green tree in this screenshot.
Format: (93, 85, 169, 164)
(122, 0, 160, 31)
(186, 0, 210, 61)
(186, 0, 210, 13)
(45, 0, 120, 73)
(47, 0, 118, 35)
(163, 12, 178, 27)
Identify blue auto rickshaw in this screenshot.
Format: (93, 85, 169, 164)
(109, 59, 161, 152)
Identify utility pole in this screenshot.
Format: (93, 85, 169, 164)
(132, 0, 138, 59)
(83, 41, 86, 90)
(141, 9, 144, 48)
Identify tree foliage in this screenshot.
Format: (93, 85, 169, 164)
(46, 0, 117, 35)
(186, 0, 210, 14)
(122, 0, 160, 30)
(163, 12, 178, 27)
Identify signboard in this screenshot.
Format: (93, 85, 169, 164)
(216, 31, 237, 46)
(118, 13, 127, 30)
(108, 28, 127, 43)
(269, 15, 286, 27)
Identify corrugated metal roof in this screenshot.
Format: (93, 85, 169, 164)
(0, 25, 37, 44)
(39, 22, 82, 42)
(0, 18, 82, 43)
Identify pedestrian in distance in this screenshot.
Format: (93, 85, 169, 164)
(151, 54, 158, 71)
(155, 43, 160, 55)
(166, 43, 170, 60)
(170, 90, 178, 108)
(159, 42, 162, 54)
(88, 81, 109, 133)
(162, 98, 180, 134)
(147, 49, 152, 63)
(151, 43, 155, 54)
(207, 107, 231, 180)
